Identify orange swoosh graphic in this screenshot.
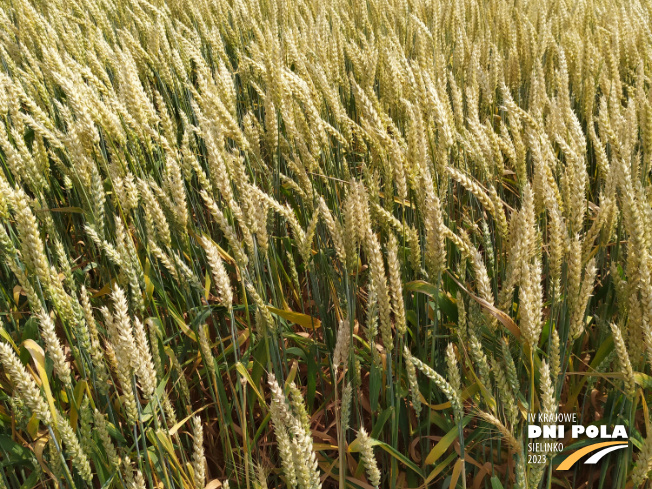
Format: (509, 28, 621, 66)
(556, 441, 628, 470)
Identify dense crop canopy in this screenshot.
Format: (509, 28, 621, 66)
(0, 0, 651, 487)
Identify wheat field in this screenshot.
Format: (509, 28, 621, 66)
(0, 0, 651, 487)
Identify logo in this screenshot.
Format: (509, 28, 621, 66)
(555, 441, 628, 470)
(527, 412, 629, 470)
